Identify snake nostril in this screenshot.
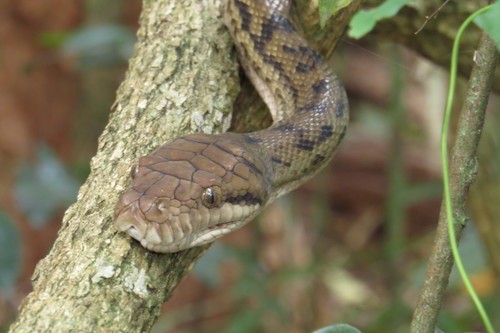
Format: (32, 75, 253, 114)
(154, 198, 169, 215)
(157, 201, 166, 212)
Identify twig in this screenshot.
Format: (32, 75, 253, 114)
(410, 31, 498, 333)
(415, 0, 451, 35)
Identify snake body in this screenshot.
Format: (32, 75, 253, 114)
(114, 0, 349, 253)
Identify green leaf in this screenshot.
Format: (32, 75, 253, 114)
(0, 212, 22, 296)
(15, 145, 79, 228)
(348, 0, 411, 39)
(474, 1, 500, 49)
(313, 323, 363, 333)
(319, 0, 352, 28)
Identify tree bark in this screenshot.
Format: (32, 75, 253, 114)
(8, 0, 360, 331)
(9, 1, 238, 331)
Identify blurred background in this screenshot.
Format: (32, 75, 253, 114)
(0, 0, 499, 332)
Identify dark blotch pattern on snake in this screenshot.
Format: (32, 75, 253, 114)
(114, 0, 349, 253)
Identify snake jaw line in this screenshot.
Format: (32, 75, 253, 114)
(115, 203, 261, 253)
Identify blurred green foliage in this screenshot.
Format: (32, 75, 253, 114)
(0, 212, 21, 297)
(14, 145, 79, 228)
(40, 24, 135, 69)
(192, 244, 230, 288)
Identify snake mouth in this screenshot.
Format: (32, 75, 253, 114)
(115, 201, 263, 252)
(123, 225, 143, 241)
(191, 203, 262, 245)
(207, 220, 238, 230)
(115, 204, 193, 253)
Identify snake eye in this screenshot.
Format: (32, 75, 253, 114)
(130, 164, 139, 179)
(202, 186, 222, 208)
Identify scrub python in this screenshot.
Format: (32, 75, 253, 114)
(114, 0, 349, 253)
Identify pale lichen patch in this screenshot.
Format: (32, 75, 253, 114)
(134, 268, 149, 296)
(202, 123, 214, 134)
(76, 279, 91, 297)
(151, 54, 164, 68)
(123, 267, 149, 298)
(214, 110, 224, 123)
(110, 141, 125, 160)
(192, 111, 205, 128)
(91, 264, 116, 284)
(164, 88, 188, 106)
(137, 99, 148, 109)
(155, 98, 168, 111)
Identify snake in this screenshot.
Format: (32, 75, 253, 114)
(114, 0, 349, 253)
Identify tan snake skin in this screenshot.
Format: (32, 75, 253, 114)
(114, 0, 349, 253)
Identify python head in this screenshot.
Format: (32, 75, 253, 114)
(114, 133, 270, 253)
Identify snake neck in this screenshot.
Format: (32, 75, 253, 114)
(246, 72, 348, 198)
(228, 0, 349, 198)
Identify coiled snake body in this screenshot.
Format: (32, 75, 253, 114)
(114, 0, 349, 253)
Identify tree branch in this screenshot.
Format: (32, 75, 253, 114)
(410, 32, 498, 333)
(9, 1, 237, 331)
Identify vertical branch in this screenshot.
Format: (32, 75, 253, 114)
(410, 32, 498, 333)
(8, 1, 239, 331)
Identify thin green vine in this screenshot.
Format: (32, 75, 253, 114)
(441, 4, 494, 333)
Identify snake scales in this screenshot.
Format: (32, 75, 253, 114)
(114, 0, 349, 253)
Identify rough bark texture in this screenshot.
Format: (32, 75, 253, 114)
(8, 0, 360, 331)
(9, 1, 238, 331)
(410, 33, 498, 333)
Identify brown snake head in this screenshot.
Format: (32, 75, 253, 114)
(114, 133, 271, 253)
